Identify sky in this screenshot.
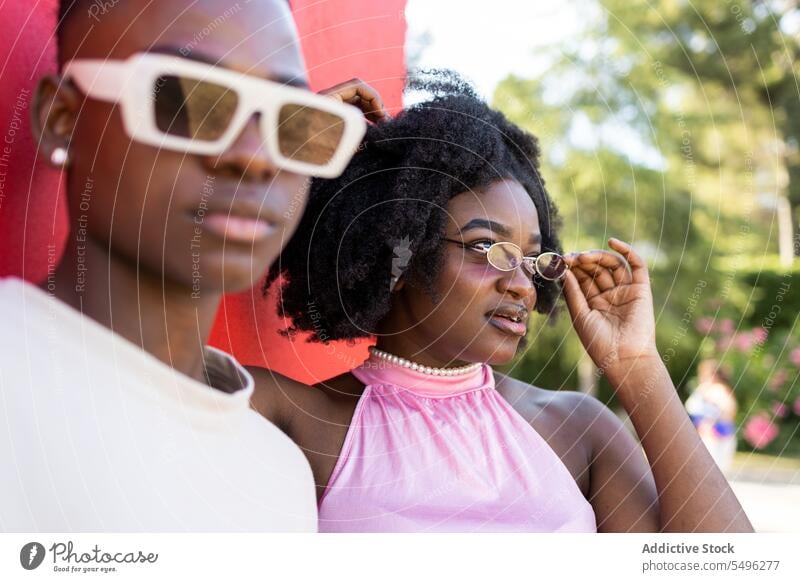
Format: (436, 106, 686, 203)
(404, 0, 591, 100)
(404, 0, 666, 168)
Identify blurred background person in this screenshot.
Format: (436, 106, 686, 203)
(685, 360, 738, 473)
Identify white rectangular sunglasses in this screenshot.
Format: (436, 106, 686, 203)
(62, 52, 367, 178)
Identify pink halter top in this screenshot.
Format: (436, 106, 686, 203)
(317, 352, 597, 532)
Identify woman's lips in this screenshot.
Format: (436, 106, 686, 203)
(486, 314, 527, 337)
(200, 213, 275, 243)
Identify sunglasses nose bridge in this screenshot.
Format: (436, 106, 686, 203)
(207, 112, 282, 178)
(521, 257, 537, 278)
(234, 111, 266, 148)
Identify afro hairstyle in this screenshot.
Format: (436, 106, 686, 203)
(264, 70, 564, 343)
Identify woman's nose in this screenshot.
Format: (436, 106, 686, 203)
(497, 263, 537, 302)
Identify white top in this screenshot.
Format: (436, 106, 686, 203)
(0, 277, 316, 532)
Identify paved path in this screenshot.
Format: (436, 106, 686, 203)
(725, 455, 800, 532)
(728, 480, 800, 533)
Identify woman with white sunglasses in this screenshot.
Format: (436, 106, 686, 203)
(0, 0, 383, 532)
(251, 73, 753, 533)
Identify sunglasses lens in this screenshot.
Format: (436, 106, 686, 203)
(487, 242, 523, 271)
(278, 104, 346, 165)
(537, 252, 567, 280)
(154, 75, 239, 141)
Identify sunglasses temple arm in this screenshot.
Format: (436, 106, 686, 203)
(62, 60, 130, 103)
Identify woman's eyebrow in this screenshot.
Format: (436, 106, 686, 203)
(147, 45, 310, 88)
(458, 218, 510, 237)
(458, 218, 542, 244)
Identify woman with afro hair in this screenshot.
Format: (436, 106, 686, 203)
(250, 72, 752, 533)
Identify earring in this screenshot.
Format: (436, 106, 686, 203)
(50, 147, 69, 166)
(389, 274, 403, 293)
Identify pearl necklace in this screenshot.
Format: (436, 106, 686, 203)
(368, 346, 482, 376)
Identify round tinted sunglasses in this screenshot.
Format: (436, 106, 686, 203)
(444, 238, 569, 281)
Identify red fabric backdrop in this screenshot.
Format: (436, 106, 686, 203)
(0, 0, 68, 285)
(0, 0, 407, 383)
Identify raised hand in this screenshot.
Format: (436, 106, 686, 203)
(561, 238, 659, 378)
(319, 78, 387, 123)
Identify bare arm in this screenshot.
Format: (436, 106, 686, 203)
(247, 367, 355, 502)
(562, 238, 752, 532)
(580, 394, 661, 532)
(247, 367, 280, 423)
(606, 359, 753, 532)
(247, 366, 308, 435)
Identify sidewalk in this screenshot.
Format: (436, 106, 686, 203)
(725, 453, 800, 533)
(727, 451, 800, 485)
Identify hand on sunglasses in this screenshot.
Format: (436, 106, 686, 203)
(62, 52, 367, 178)
(319, 77, 388, 123)
(561, 238, 660, 380)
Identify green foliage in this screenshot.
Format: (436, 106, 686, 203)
(491, 0, 800, 456)
(716, 256, 800, 330)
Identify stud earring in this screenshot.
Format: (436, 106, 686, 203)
(389, 274, 404, 293)
(50, 147, 69, 166)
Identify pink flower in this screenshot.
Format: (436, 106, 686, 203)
(768, 369, 787, 392)
(790, 347, 800, 367)
(734, 332, 753, 352)
(794, 397, 800, 417)
(720, 319, 735, 334)
(772, 402, 788, 418)
(743, 413, 779, 449)
(695, 317, 714, 334)
(752, 327, 768, 344)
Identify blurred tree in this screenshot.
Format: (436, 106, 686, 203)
(597, 0, 799, 254)
(492, 0, 799, 415)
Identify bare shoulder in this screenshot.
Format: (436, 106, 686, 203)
(493, 371, 633, 454)
(247, 366, 364, 431)
(493, 370, 607, 493)
(493, 369, 606, 426)
(246, 366, 328, 429)
(312, 370, 366, 400)
(492, 371, 659, 531)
